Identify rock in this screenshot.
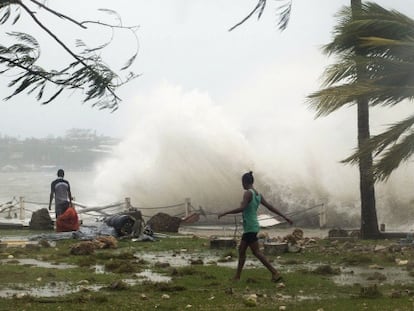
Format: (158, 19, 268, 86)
(396, 259, 408, 265)
(147, 213, 181, 232)
(328, 228, 348, 238)
(276, 282, 286, 289)
(109, 280, 128, 290)
(95, 236, 118, 249)
(368, 264, 384, 270)
(366, 272, 386, 281)
(243, 294, 257, 307)
(359, 285, 382, 298)
(78, 280, 89, 285)
(29, 208, 53, 230)
(292, 228, 304, 240)
(287, 243, 301, 253)
(374, 245, 387, 252)
(210, 238, 237, 249)
(313, 265, 340, 275)
(155, 261, 171, 268)
(70, 241, 96, 255)
(190, 259, 204, 265)
(264, 242, 288, 255)
(349, 230, 360, 238)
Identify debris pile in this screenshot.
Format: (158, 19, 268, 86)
(263, 228, 319, 253)
(70, 235, 118, 255)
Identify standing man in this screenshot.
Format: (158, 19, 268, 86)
(49, 169, 72, 218)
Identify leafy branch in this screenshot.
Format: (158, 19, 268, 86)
(0, 0, 139, 110)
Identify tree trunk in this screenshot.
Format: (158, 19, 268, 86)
(352, 0, 381, 239)
(357, 99, 380, 239)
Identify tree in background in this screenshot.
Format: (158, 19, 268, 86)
(308, 1, 382, 238)
(327, 4, 414, 182)
(0, 1, 139, 110)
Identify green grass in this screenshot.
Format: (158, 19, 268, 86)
(0, 231, 414, 310)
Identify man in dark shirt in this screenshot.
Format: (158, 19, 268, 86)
(49, 169, 72, 218)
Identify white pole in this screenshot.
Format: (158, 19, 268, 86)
(319, 203, 326, 229)
(125, 197, 131, 211)
(19, 196, 25, 220)
(184, 198, 191, 217)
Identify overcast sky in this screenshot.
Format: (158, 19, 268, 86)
(0, 0, 411, 139)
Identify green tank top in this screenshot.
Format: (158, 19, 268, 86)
(242, 189, 261, 233)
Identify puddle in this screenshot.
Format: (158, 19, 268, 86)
(0, 269, 171, 298)
(136, 251, 257, 268)
(135, 270, 172, 283)
(332, 266, 414, 286)
(0, 281, 102, 298)
(94, 264, 105, 274)
(1, 258, 77, 269)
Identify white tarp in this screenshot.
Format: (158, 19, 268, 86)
(257, 214, 281, 228)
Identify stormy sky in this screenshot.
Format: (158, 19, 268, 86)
(1, 1, 414, 226)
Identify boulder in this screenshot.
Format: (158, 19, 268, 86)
(147, 212, 181, 232)
(328, 228, 349, 238)
(29, 208, 53, 230)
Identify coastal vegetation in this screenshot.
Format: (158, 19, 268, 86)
(0, 229, 414, 310)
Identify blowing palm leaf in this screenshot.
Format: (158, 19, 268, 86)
(308, 2, 414, 181)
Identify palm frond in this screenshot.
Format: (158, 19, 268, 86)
(308, 83, 376, 117)
(0, 5, 10, 24)
(374, 131, 414, 180)
(275, 0, 292, 31)
(229, 0, 292, 32)
(343, 115, 414, 180)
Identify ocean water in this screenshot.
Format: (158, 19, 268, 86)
(0, 171, 96, 204)
(0, 171, 105, 222)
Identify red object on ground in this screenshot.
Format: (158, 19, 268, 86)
(56, 206, 79, 232)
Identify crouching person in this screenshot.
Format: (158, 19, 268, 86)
(56, 205, 79, 232)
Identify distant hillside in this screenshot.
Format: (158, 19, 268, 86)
(0, 129, 119, 171)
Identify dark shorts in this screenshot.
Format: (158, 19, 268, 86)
(56, 201, 70, 218)
(241, 232, 258, 244)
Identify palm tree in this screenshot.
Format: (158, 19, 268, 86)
(331, 4, 414, 182)
(232, 0, 382, 238)
(309, 0, 380, 238)
(308, 2, 414, 237)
